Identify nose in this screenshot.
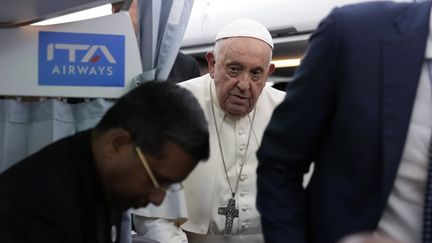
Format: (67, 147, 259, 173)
(237, 73, 251, 91)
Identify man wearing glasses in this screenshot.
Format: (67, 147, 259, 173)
(0, 81, 209, 243)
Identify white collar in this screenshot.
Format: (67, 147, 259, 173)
(425, 6, 432, 58)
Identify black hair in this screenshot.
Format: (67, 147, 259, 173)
(94, 81, 209, 161)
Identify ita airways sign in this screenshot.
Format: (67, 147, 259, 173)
(38, 31, 125, 87)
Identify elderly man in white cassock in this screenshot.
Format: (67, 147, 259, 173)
(132, 18, 285, 243)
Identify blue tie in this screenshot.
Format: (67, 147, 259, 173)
(423, 139, 432, 243)
(424, 62, 432, 243)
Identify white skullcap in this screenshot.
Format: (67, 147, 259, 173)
(215, 18, 274, 49)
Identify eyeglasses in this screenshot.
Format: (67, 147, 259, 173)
(135, 147, 183, 193)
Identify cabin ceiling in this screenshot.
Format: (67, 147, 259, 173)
(0, 0, 122, 28)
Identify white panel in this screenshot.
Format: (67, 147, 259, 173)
(181, 0, 404, 48)
(0, 12, 142, 98)
(0, 0, 119, 26)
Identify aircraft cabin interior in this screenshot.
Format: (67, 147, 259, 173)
(0, 1, 422, 243)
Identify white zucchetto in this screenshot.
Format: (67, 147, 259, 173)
(215, 18, 274, 49)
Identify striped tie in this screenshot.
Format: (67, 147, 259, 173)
(423, 140, 432, 243)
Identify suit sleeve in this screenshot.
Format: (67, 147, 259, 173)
(0, 200, 63, 243)
(256, 7, 343, 243)
(0, 213, 27, 243)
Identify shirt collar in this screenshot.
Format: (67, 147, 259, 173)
(425, 6, 432, 58)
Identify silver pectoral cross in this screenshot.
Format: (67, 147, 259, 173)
(218, 198, 239, 236)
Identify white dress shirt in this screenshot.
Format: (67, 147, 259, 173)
(377, 8, 432, 243)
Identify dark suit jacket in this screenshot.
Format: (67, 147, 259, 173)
(167, 52, 201, 83)
(0, 130, 122, 243)
(256, 1, 432, 243)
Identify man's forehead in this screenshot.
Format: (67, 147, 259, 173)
(218, 41, 272, 65)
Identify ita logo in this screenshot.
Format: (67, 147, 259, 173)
(38, 31, 125, 87)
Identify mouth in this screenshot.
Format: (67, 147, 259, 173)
(223, 96, 253, 116)
(228, 94, 251, 105)
(230, 92, 250, 99)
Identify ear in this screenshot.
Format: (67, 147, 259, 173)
(267, 63, 276, 77)
(206, 51, 216, 79)
(105, 128, 134, 155)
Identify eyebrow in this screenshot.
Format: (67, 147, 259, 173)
(252, 67, 265, 72)
(226, 62, 242, 67)
(226, 61, 265, 71)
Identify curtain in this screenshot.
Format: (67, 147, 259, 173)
(0, 1, 195, 242)
(137, 0, 195, 82)
(0, 98, 113, 173)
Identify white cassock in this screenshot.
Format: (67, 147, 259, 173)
(132, 74, 285, 243)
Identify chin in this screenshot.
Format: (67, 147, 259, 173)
(131, 198, 149, 208)
(112, 202, 130, 210)
(112, 198, 144, 210)
(228, 109, 249, 117)
(225, 106, 245, 115)
(132, 202, 148, 209)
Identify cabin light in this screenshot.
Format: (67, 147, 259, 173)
(31, 4, 112, 26)
(272, 58, 301, 68)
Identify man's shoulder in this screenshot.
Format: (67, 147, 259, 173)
(335, 0, 417, 21)
(178, 74, 209, 96)
(0, 130, 91, 195)
(179, 74, 208, 88)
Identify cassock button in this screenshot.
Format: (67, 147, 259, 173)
(240, 191, 247, 197)
(240, 175, 247, 181)
(111, 225, 117, 243)
(239, 129, 245, 135)
(241, 222, 249, 229)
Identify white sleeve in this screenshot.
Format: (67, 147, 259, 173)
(133, 216, 188, 243)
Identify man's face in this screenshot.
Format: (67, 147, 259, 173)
(108, 141, 197, 209)
(207, 37, 275, 118)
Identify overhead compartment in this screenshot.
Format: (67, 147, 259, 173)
(0, 0, 122, 27)
(180, 0, 411, 60)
